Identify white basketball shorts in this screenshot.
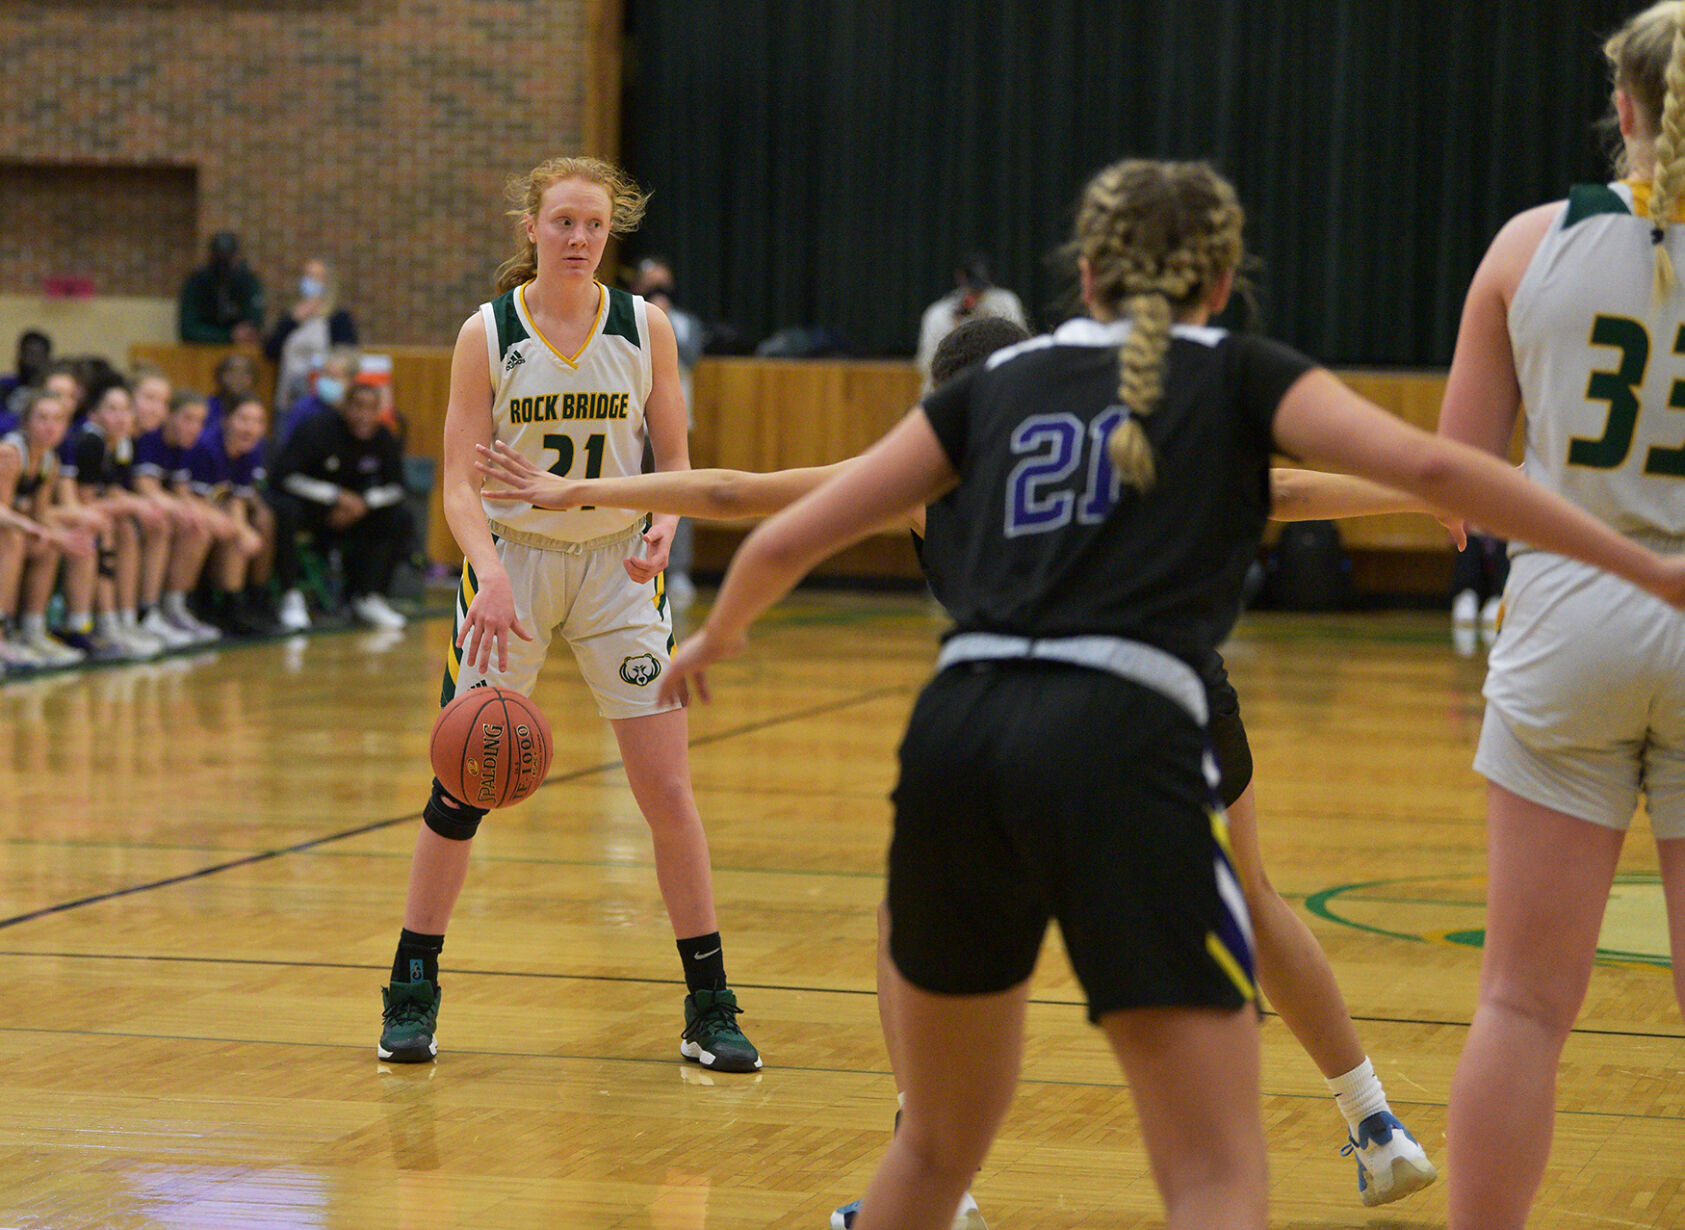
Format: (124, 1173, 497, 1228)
(442, 523, 679, 721)
(1476, 546, 1685, 837)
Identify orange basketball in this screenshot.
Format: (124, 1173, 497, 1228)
(430, 687, 553, 809)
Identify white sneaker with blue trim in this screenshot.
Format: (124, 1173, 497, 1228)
(1342, 1110, 1437, 1207)
(831, 1189, 986, 1229)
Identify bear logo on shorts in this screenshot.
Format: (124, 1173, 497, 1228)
(619, 653, 662, 686)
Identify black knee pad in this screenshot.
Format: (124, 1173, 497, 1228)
(424, 778, 488, 841)
(97, 543, 117, 580)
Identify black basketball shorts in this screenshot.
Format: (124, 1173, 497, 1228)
(888, 660, 1257, 1021)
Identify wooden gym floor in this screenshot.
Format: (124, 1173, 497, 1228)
(2, 593, 1681, 1229)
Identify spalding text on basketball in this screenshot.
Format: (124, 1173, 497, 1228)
(476, 721, 504, 805)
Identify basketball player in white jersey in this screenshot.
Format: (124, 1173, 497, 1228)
(1439, 5, 1685, 1225)
(378, 156, 759, 1073)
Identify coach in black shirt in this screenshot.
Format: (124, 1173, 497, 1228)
(268, 382, 413, 629)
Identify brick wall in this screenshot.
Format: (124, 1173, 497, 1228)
(0, 0, 596, 345)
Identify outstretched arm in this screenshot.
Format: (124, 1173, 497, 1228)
(1269, 468, 1465, 548)
(1273, 370, 1685, 604)
(657, 409, 955, 703)
(476, 438, 842, 517)
(1270, 468, 1437, 520)
(476, 440, 929, 533)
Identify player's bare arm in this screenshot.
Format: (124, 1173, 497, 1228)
(626, 302, 689, 582)
(1269, 468, 1465, 548)
(0, 444, 20, 510)
(478, 444, 926, 535)
(445, 311, 532, 672)
(1273, 369, 1685, 607)
(1437, 203, 1556, 457)
(660, 409, 955, 704)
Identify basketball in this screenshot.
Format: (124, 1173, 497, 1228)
(430, 687, 553, 809)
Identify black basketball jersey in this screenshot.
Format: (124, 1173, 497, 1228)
(920, 316, 1314, 669)
(70, 423, 135, 492)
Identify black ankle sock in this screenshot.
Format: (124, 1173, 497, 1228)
(677, 931, 726, 994)
(393, 929, 445, 987)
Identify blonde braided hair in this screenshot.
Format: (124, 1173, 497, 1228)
(1605, 3, 1685, 298)
(1072, 160, 1244, 493)
(1652, 7, 1685, 296)
(495, 155, 650, 294)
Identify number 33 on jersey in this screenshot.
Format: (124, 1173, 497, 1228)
(479, 281, 655, 546)
(1514, 181, 1685, 537)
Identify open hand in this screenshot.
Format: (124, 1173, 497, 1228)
(456, 567, 534, 674)
(657, 623, 744, 707)
(474, 441, 583, 508)
(626, 519, 672, 583)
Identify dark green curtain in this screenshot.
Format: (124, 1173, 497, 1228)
(623, 1, 1634, 366)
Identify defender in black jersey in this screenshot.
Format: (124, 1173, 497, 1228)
(478, 315, 1465, 1222)
(660, 158, 1685, 1230)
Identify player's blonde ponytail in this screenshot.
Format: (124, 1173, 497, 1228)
(1072, 160, 1244, 495)
(1108, 293, 1171, 489)
(1650, 6, 1685, 297)
(1605, 4, 1685, 297)
(495, 156, 651, 294)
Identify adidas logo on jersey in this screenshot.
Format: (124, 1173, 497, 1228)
(504, 350, 525, 371)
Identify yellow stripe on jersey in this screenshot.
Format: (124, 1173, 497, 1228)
(517, 281, 607, 370)
(1622, 178, 1685, 223)
(1206, 932, 1258, 1003)
(652, 570, 665, 612)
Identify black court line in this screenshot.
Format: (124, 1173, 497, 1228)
(7, 949, 1683, 1047)
(0, 682, 910, 934)
(0, 1020, 1666, 1121)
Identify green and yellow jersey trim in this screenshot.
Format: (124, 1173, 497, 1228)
(515, 281, 608, 370)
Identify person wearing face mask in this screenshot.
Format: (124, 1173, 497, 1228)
(274, 347, 360, 450)
(178, 231, 265, 346)
(265, 259, 360, 414)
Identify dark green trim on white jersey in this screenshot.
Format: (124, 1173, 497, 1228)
(491, 288, 530, 360)
(603, 286, 641, 348)
(1563, 183, 1631, 229)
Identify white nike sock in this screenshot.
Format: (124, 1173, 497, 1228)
(1327, 1057, 1390, 1134)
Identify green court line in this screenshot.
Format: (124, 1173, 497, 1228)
(1307, 876, 1674, 968)
(1303, 879, 1429, 943)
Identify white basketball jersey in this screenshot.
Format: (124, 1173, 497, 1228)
(1509, 181, 1685, 539)
(479, 281, 654, 546)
